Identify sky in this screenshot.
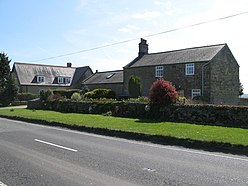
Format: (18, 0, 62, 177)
(1, 0, 248, 93)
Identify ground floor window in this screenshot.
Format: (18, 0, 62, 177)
(192, 89, 201, 99)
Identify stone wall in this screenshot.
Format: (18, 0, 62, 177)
(239, 98, 248, 106)
(209, 45, 239, 105)
(124, 62, 207, 100)
(19, 85, 71, 94)
(28, 100, 248, 128)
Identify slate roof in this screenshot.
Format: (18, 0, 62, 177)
(82, 70, 123, 85)
(13, 62, 91, 86)
(125, 44, 226, 68)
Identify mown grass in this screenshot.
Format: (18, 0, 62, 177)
(0, 108, 248, 146)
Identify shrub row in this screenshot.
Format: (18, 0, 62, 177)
(28, 99, 248, 128)
(84, 88, 116, 99)
(16, 92, 39, 101)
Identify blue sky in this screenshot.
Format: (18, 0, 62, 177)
(1, 0, 248, 93)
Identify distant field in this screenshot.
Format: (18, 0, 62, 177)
(241, 94, 248, 98)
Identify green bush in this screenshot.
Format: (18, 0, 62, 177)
(40, 89, 53, 101)
(126, 96, 150, 103)
(84, 88, 116, 99)
(71, 92, 82, 101)
(128, 75, 142, 98)
(16, 92, 38, 101)
(53, 89, 80, 99)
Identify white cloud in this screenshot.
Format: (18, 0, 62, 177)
(132, 11, 161, 20)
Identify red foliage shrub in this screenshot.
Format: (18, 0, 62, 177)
(149, 79, 178, 105)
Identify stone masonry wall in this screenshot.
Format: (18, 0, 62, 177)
(28, 100, 248, 128)
(124, 62, 209, 100)
(209, 45, 239, 105)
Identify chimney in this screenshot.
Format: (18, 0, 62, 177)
(67, 62, 72, 67)
(138, 38, 148, 57)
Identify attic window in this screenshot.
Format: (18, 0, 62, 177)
(106, 73, 115, 79)
(58, 77, 64, 84)
(65, 77, 71, 84)
(57, 77, 71, 84)
(37, 76, 45, 83)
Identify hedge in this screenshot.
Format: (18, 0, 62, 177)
(27, 99, 248, 128)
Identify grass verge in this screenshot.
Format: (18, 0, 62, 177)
(1, 108, 248, 155)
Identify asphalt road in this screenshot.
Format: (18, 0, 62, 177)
(1, 117, 248, 186)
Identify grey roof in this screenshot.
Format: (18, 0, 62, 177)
(82, 70, 123, 85)
(125, 44, 226, 68)
(13, 62, 91, 86)
(71, 66, 93, 85)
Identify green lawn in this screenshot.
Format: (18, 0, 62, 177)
(0, 108, 248, 146)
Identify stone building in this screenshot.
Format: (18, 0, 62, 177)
(12, 62, 93, 94)
(82, 70, 123, 96)
(123, 39, 240, 105)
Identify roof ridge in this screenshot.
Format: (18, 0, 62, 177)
(13, 62, 82, 69)
(147, 43, 226, 56)
(95, 69, 123, 73)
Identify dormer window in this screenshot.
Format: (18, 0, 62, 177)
(65, 77, 71, 84)
(57, 77, 71, 84)
(58, 77, 64, 84)
(37, 76, 45, 83)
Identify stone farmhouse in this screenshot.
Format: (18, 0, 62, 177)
(12, 62, 93, 94)
(84, 39, 240, 105)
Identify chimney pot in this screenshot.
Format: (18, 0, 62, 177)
(67, 62, 72, 67)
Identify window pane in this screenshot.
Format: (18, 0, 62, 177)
(186, 64, 194, 75)
(155, 66, 164, 77)
(65, 77, 71, 84)
(37, 76, 44, 83)
(58, 77, 64, 84)
(192, 89, 201, 98)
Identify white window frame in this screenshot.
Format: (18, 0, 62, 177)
(58, 77, 64, 84)
(185, 63, 195, 75)
(155, 66, 164, 78)
(37, 76, 45, 83)
(65, 77, 71, 84)
(192, 89, 201, 99)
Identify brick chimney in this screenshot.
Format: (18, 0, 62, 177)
(138, 38, 148, 57)
(67, 62, 72, 67)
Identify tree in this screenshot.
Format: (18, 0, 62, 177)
(149, 79, 178, 106)
(0, 52, 18, 106)
(239, 82, 244, 97)
(128, 75, 142, 98)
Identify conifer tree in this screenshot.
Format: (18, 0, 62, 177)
(0, 52, 18, 106)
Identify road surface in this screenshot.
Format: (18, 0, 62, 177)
(0, 117, 248, 186)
